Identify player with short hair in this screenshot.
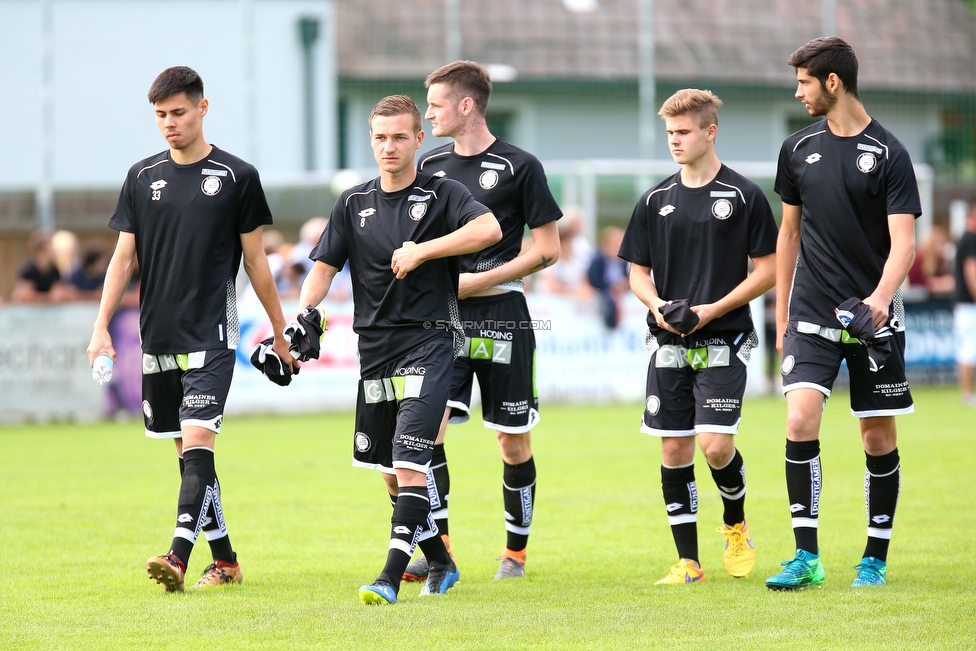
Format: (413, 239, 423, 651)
(87, 66, 295, 592)
(619, 88, 778, 584)
(296, 94, 501, 605)
(401, 60, 562, 582)
(766, 37, 920, 591)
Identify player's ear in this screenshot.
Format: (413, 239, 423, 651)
(198, 98, 209, 117)
(825, 72, 841, 94)
(416, 129, 425, 148)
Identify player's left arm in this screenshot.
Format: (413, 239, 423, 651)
(690, 253, 776, 332)
(863, 213, 916, 330)
(458, 220, 561, 299)
(391, 212, 501, 279)
(241, 226, 296, 371)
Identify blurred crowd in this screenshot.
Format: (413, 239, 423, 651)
(6, 204, 976, 406)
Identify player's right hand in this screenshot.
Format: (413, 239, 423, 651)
(87, 330, 115, 367)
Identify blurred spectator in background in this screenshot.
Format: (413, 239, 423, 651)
(12, 230, 69, 303)
(538, 207, 594, 299)
(908, 224, 955, 297)
(67, 242, 109, 300)
(587, 226, 628, 328)
(953, 203, 976, 407)
(261, 228, 287, 280)
(291, 216, 329, 278)
(51, 229, 81, 278)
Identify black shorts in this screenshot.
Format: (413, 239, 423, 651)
(641, 330, 757, 436)
(449, 292, 539, 433)
(141, 349, 236, 438)
(781, 321, 914, 417)
(353, 334, 455, 474)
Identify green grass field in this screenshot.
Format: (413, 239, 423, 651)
(1, 386, 974, 650)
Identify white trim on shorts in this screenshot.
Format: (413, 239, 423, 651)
(486, 408, 540, 434)
(446, 400, 470, 424)
(352, 457, 395, 474)
(181, 417, 223, 434)
(641, 424, 697, 437)
(782, 381, 831, 397)
(393, 459, 431, 474)
(695, 419, 741, 435)
(851, 405, 915, 418)
(144, 428, 182, 439)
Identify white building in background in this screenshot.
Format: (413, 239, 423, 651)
(0, 0, 337, 191)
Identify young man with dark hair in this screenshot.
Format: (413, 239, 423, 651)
(618, 88, 777, 584)
(296, 94, 500, 605)
(767, 37, 921, 590)
(87, 66, 295, 592)
(401, 60, 562, 583)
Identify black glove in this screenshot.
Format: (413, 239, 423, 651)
(834, 298, 892, 372)
(660, 299, 700, 335)
(249, 337, 297, 386)
(284, 305, 327, 362)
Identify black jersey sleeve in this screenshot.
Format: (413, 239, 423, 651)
(236, 167, 274, 233)
(885, 144, 922, 217)
(746, 185, 779, 258)
(108, 170, 136, 233)
(440, 178, 491, 231)
(310, 195, 349, 269)
(618, 197, 653, 267)
(774, 139, 801, 206)
(518, 155, 563, 229)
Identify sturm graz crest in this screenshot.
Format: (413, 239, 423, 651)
(711, 198, 733, 220)
(355, 432, 371, 452)
(201, 175, 222, 196)
(856, 152, 877, 173)
(409, 203, 427, 221)
(645, 395, 661, 416)
(479, 169, 498, 189)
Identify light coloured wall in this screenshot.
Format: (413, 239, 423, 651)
(0, 0, 336, 190)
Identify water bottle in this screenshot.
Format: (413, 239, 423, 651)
(92, 352, 114, 385)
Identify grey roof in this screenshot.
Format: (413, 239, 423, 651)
(336, 0, 976, 92)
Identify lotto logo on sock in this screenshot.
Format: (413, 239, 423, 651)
(688, 482, 699, 513)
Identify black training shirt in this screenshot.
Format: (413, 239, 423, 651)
(619, 164, 778, 334)
(109, 146, 272, 353)
(775, 119, 921, 326)
(312, 172, 490, 373)
(418, 139, 561, 292)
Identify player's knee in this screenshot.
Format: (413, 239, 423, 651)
(785, 409, 820, 440)
(699, 436, 734, 468)
(497, 431, 531, 463)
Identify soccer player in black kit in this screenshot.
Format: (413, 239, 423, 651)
(401, 60, 562, 583)
(766, 37, 920, 591)
(618, 89, 778, 584)
(87, 66, 296, 592)
(296, 95, 500, 605)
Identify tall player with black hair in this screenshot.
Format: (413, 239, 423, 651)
(401, 60, 562, 583)
(297, 95, 500, 605)
(618, 89, 778, 584)
(766, 37, 920, 590)
(87, 66, 296, 592)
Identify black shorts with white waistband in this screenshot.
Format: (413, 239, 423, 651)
(781, 320, 914, 417)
